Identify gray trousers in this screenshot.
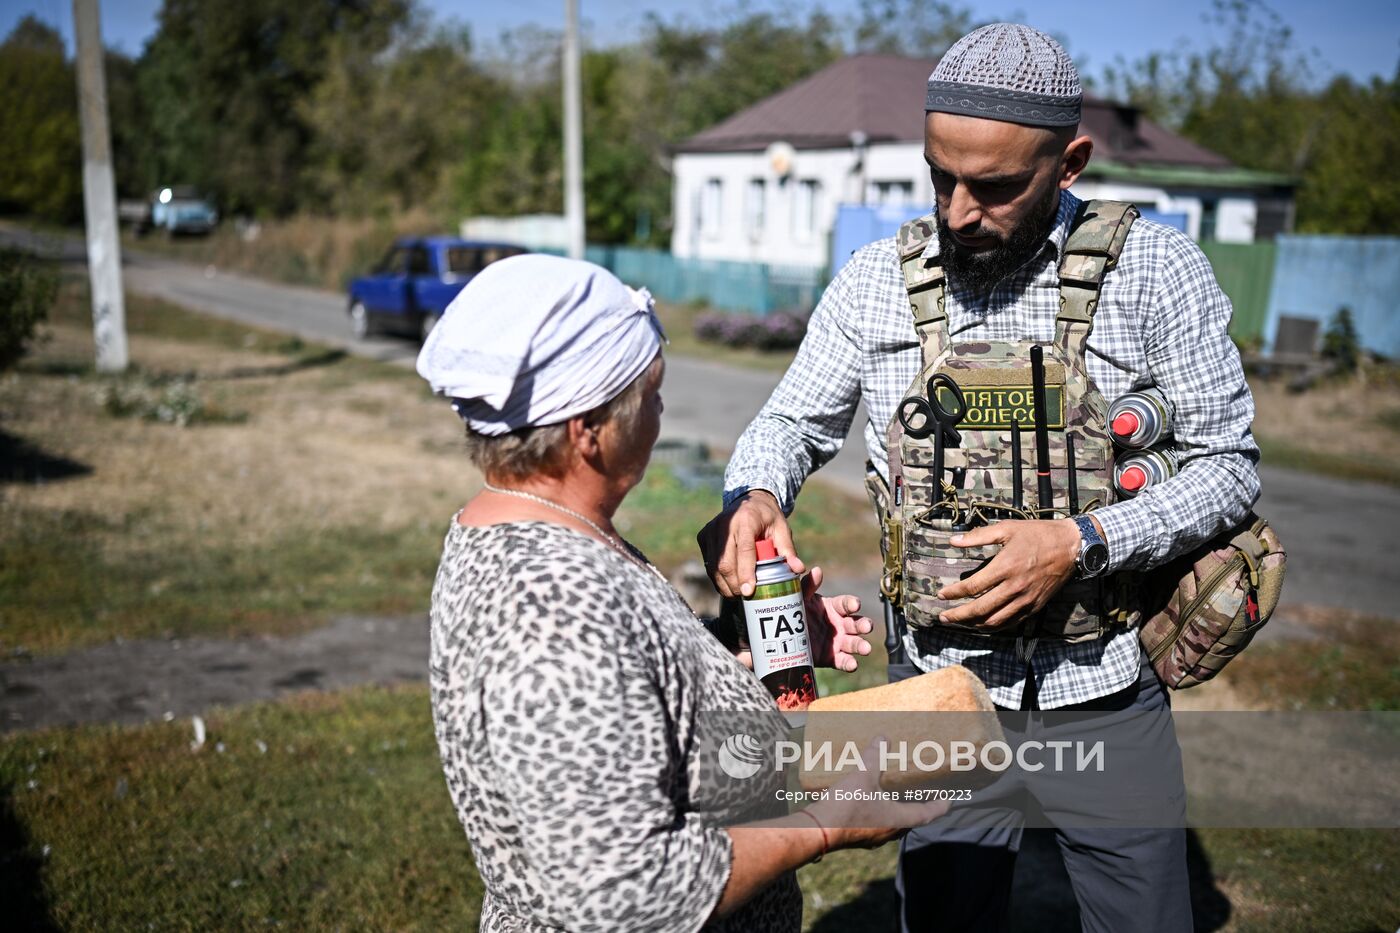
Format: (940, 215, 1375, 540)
(889, 654, 1193, 933)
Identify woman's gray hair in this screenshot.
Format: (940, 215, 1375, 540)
(464, 355, 659, 481)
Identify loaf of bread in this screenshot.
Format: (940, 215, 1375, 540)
(799, 665, 1005, 790)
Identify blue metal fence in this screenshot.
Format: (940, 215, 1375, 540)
(574, 233, 1398, 353)
(581, 244, 825, 315)
(1262, 235, 1400, 358)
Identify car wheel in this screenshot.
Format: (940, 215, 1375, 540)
(350, 301, 374, 340)
(419, 312, 439, 344)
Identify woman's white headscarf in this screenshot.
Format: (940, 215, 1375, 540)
(415, 254, 665, 436)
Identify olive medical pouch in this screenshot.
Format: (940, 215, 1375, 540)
(901, 521, 1002, 631)
(1138, 513, 1286, 689)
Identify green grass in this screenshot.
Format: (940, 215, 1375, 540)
(620, 459, 880, 574)
(4, 683, 1395, 932)
(1191, 828, 1400, 931)
(0, 683, 903, 932)
(0, 685, 481, 930)
(1375, 407, 1400, 434)
(0, 503, 449, 655)
(1221, 612, 1400, 712)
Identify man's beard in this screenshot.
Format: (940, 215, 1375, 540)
(937, 184, 1060, 295)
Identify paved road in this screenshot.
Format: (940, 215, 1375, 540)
(9, 226, 1400, 622)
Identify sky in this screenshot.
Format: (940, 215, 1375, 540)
(4, 0, 1397, 84)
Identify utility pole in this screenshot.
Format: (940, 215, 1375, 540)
(562, 0, 585, 260)
(73, 0, 128, 373)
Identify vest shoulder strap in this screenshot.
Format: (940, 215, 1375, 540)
(897, 213, 948, 366)
(1056, 199, 1139, 353)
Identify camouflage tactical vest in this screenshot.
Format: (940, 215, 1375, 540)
(868, 199, 1143, 642)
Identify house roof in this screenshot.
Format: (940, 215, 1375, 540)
(677, 54, 1276, 180)
(1079, 160, 1295, 190)
(677, 55, 929, 153)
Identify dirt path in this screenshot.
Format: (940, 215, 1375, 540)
(0, 568, 885, 732)
(1, 615, 427, 733)
(1, 578, 1294, 733)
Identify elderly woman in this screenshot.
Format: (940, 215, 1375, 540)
(417, 255, 944, 932)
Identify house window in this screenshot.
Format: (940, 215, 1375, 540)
(745, 179, 766, 238)
(1254, 198, 1291, 241)
(869, 180, 915, 206)
(1199, 199, 1219, 241)
(701, 179, 723, 238)
(792, 179, 822, 239)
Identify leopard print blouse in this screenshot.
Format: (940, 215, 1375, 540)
(429, 518, 802, 933)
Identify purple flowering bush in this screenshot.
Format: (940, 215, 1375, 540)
(694, 309, 809, 351)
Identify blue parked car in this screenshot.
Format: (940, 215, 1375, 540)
(130, 186, 218, 237)
(346, 237, 528, 342)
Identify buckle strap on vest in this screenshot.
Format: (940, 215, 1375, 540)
(1055, 200, 1139, 357)
(896, 214, 948, 367)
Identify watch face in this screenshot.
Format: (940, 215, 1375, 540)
(1082, 542, 1110, 576)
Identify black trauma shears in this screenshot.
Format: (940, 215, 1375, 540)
(898, 373, 967, 516)
(898, 372, 966, 445)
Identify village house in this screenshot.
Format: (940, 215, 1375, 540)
(670, 55, 1296, 270)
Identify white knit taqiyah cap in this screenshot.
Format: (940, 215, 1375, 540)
(415, 254, 665, 436)
(926, 23, 1082, 127)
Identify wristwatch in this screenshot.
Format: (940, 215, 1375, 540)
(1072, 515, 1110, 579)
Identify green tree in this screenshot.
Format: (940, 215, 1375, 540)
(301, 20, 495, 216)
(104, 47, 165, 201)
(852, 0, 978, 58)
(1097, 0, 1400, 235)
(0, 17, 82, 221)
(647, 11, 844, 138)
(443, 11, 843, 245)
(1293, 73, 1400, 234)
(136, 0, 412, 217)
(0, 249, 58, 372)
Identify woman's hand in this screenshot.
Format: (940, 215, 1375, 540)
(808, 738, 950, 850)
(803, 566, 874, 673)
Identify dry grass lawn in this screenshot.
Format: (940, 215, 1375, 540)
(8, 327, 468, 546)
(1, 276, 877, 656)
(1248, 366, 1400, 486)
(1, 279, 475, 654)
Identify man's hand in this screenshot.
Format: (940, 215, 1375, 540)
(802, 566, 874, 672)
(935, 518, 1083, 629)
(697, 490, 805, 597)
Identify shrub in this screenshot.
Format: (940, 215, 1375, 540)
(693, 309, 809, 351)
(0, 248, 57, 371)
(95, 374, 246, 427)
(1321, 307, 1361, 373)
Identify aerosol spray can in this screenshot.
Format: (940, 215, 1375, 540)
(1107, 387, 1173, 449)
(740, 539, 817, 716)
(1114, 446, 1178, 498)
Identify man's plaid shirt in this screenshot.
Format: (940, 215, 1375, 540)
(723, 190, 1261, 709)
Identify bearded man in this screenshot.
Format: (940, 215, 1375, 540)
(699, 22, 1260, 932)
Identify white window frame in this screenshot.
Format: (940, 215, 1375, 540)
(792, 179, 822, 241)
(869, 179, 916, 207)
(744, 178, 766, 241)
(701, 178, 723, 239)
